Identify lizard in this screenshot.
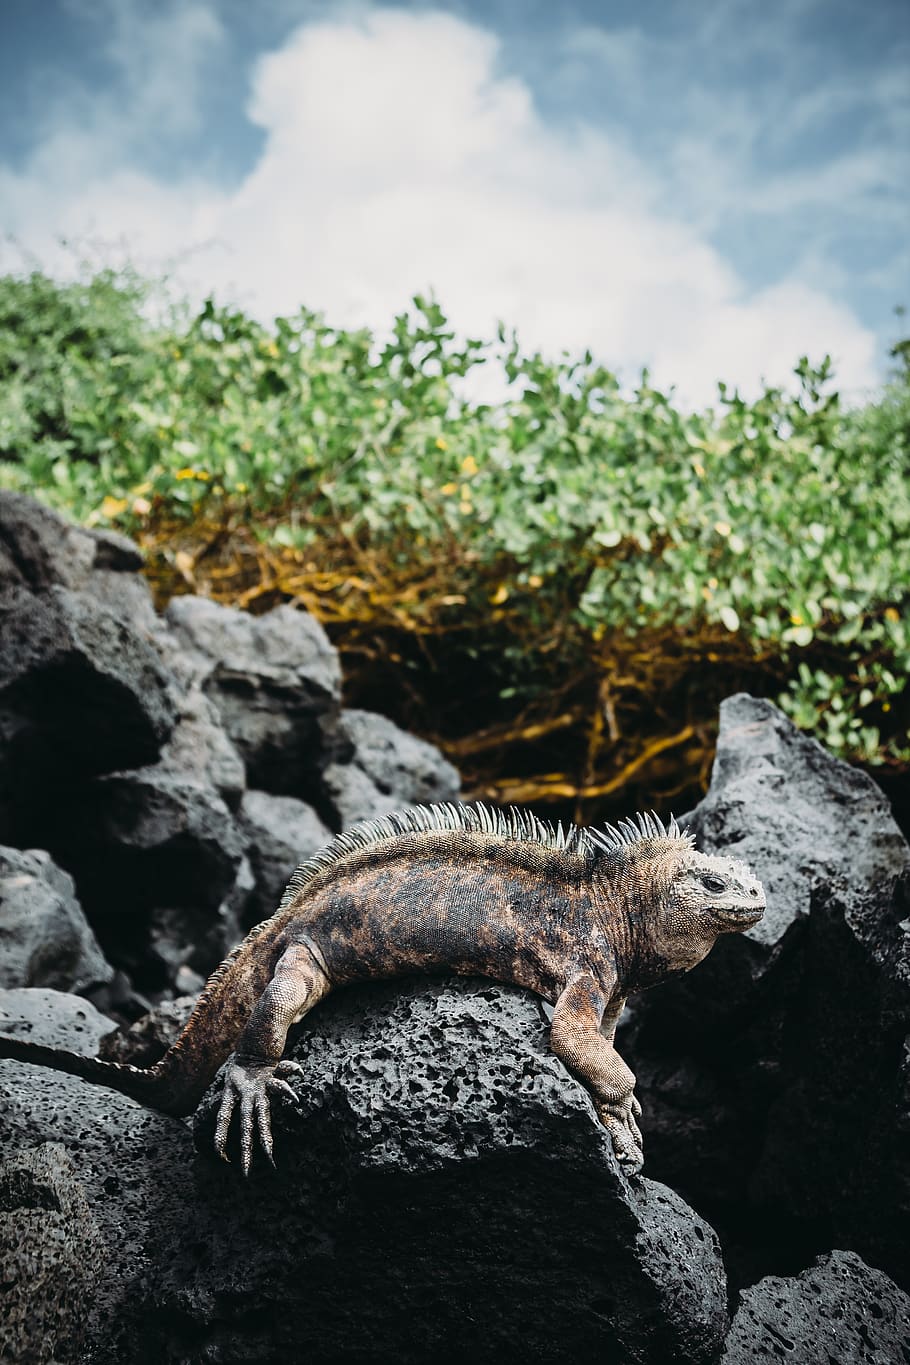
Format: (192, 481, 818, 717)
(0, 803, 765, 1175)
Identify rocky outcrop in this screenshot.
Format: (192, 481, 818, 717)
(722, 1250, 910, 1363)
(0, 1143, 107, 1365)
(0, 987, 116, 1054)
(0, 585, 176, 789)
(2, 979, 729, 1365)
(623, 693, 910, 1289)
(164, 595, 342, 794)
(0, 845, 112, 992)
(238, 790, 333, 925)
(322, 707, 461, 826)
(0, 492, 460, 995)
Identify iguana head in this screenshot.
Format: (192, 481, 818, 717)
(589, 813, 766, 982)
(667, 848, 766, 933)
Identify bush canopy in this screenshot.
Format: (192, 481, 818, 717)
(1, 268, 907, 813)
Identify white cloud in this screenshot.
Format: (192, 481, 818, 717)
(0, 6, 881, 407)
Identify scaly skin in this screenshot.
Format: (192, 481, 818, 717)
(0, 805, 765, 1175)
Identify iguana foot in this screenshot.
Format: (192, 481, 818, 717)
(596, 1094, 644, 1174)
(213, 1055, 303, 1175)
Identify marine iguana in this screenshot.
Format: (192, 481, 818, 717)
(0, 803, 765, 1174)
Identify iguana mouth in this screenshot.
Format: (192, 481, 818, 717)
(710, 904, 765, 926)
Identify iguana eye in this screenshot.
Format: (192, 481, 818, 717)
(701, 873, 726, 893)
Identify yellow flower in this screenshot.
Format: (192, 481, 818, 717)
(714, 520, 732, 537)
(790, 612, 803, 626)
(100, 495, 128, 518)
(460, 454, 478, 475)
(435, 437, 448, 451)
(175, 468, 210, 481)
(440, 481, 458, 496)
(528, 574, 543, 589)
(885, 607, 900, 623)
(490, 584, 509, 605)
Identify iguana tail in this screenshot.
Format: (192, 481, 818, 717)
(0, 1035, 199, 1116)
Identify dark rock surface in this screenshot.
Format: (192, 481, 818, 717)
(1, 978, 729, 1365)
(0, 986, 116, 1054)
(0, 584, 176, 791)
(239, 789, 332, 923)
(165, 595, 342, 794)
(46, 769, 247, 991)
(0, 844, 112, 992)
(323, 706, 461, 826)
(721, 1250, 910, 1363)
(98, 994, 196, 1066)
(0, 1142, 107, 1365)
(623, 693, 910, 1289)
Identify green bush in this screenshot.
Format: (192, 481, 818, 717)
(0, 268, 907, 777)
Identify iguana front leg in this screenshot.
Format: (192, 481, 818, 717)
(214, 943, 329, 1174)
(549, 973, 643, 1173)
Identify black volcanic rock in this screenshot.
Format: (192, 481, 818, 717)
(191, 977, 730, 1365)
(0, 585, 175, 784)
(164, 595, 341, 794)
(721, 1250, 910, 1363)
(623, 693, 910, 1289)
(1, 979, 729, 1365)
(0, 1142, 107, 1365)
(0, 845, 112, 993)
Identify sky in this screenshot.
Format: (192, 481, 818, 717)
(0, 0, 907, 407)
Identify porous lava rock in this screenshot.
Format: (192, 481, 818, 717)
(190, 977, 730, 1365)
(0, 584, 175, 785)
(239, 789, 333, 924)
(0, 1142, 107, 1365)
(0, 844, 112, 992)
(623, 693, 910, 1289)
(0, 987, 116, 1055)
(322, 707, 461, 827)
(721, 1250, 910, 1363)
(164, 595, 342, 793)
(1, 978, 728, 1365)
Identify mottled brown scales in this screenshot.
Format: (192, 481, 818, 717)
(0, 803, 766, 1174)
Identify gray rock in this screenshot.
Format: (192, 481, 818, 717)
(321, 709, 460, 828)
(0, 584, 176, 782)
(0, 489, 156, 628)
(341, 707, 461, 804)
(189, 977, 729, 1365)
(0, 1058, 196, 1365)
(320, 757, 401, 826)
(239, 790, 332, 923)
(0, 988, 116, 1054)
(722, 1250, 910, 1363)
(0, 976, 730, 1364)
(0, 1142, 107, 1365)
(153, 684, 246, 809)
(48, 769, 247, 992)
(0, 845, 113, 992)
(98, 994, 197, 1067)
(686, 693, 907, 956)
(165, 595, 341, 793)
(622, 694, 910, 1288)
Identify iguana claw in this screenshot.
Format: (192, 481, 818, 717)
(214, 1055, 302, 1174)
(597, 1098, 645, 1175)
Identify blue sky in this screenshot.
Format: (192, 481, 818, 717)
(1, 0, 907, 405)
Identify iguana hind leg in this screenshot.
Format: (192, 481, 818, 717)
(549, 973, 643, 1173)
(214, 942, 330, 1174)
